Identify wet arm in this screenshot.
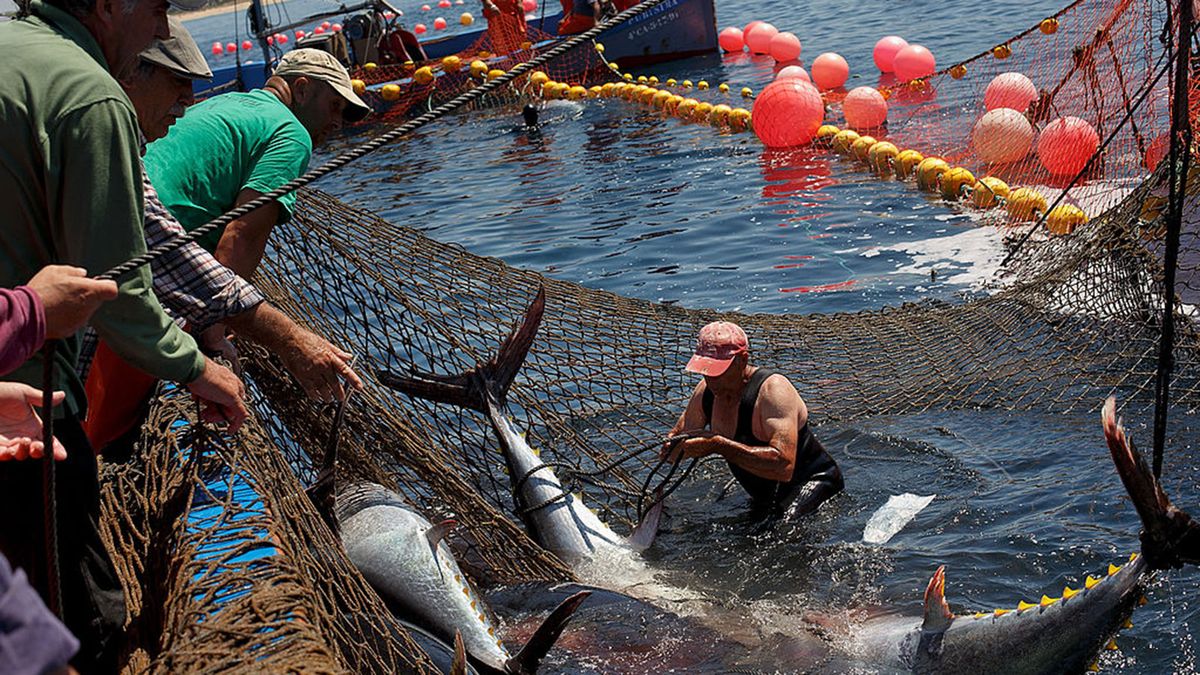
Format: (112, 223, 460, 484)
(663, 381, 709, 457)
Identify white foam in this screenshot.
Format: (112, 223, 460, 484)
(866, 226, 1009, 291)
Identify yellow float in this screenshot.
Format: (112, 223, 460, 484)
(893, 150, 925, 179)
(1005, 187, 1048, 221)
(1046, 204, 1087, 234)
(939, 167, 976, 200)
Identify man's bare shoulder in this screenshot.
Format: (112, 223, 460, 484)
(756, 372, 805, 420)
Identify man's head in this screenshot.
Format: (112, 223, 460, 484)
(45, 0, 206, 78)
(686, 321, 750, 384)
(121, 16, 210, 141)
(269, 49, 371, 145)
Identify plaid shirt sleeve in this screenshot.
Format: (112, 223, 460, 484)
(142, 168, 266, 331)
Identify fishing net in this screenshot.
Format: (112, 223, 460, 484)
(97, 0, 1200, 671)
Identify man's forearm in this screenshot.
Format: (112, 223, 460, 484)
(711, 437, 792, 481)
(223, 303, 303, 352)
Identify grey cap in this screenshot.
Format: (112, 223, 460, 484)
(141, 16, 212, 80)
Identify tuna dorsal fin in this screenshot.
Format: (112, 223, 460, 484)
(922, 565, 955, 632)
(427, 519, 458, 558)
(506, 590, 590, 674)
(450, 630, 468, 675)
(376, 286, 546, 412)
(626, 488, 664, 552)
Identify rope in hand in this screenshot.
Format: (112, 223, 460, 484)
(93, 0, 679, 284)
(512, 431, 707, 523)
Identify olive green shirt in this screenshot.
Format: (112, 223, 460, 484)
(0, 2, 205, 415)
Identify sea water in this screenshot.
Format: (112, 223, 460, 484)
(181, 1, 1200, 671)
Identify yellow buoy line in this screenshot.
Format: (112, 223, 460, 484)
(817, 125, 1089, 234)
(348, 40, 1088, 236)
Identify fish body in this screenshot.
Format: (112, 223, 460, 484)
(377, 287, 661, 572)
(850, 557, 1145, 673)
(337, 482, 511, 670)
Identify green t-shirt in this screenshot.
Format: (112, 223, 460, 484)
(143, 89, 313, 253)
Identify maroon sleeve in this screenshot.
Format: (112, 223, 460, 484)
(0, 287, 47, 377)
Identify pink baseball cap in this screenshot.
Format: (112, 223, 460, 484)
(685, 321, 749, 376)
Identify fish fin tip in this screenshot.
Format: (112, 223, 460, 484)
(921, 565, 954, 631)
(450, 631, 468, 675)
(509, 590, 590, 674)
(627, 487, 665, 552)
(426, 518, 458, 554)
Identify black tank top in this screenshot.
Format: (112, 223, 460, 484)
(701, 369, 836, 505)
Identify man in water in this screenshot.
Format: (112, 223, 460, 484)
(664, 321, 843, 520)
(522, 103, 540, 128)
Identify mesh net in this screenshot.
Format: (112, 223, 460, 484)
(100, 0, 1200, 670)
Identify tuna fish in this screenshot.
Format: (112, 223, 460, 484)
(376, 287, 663, 570)
(834, 397, 1170, 673)
(335, 481, 589, 674)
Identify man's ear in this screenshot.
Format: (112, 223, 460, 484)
(290, 76, 313, 104)
(92, 0, 119, 28)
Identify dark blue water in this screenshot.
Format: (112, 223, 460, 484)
(182, 2, 1200, 671)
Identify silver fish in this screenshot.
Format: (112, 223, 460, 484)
(335, 482, 588, 674)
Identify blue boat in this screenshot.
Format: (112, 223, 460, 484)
(195, 0, 716, 99)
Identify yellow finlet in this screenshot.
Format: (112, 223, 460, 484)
(1108, 563, 1121, 576)
(1040, 595, 1059, 607)
(1129, 552, 1138, 563)
(994, 609, 1010, 617)
(973, 612, 987, 619)
(1105, 639, 1118, 651)
(1122, 618, 1133, 629)
(1085, 575, 1102, 589)
(1138, 596, 1149, 606)
(462, 587, 470, 595)
(470, 600, 476, 610)
(1063, 586, 1079, 599)
(1087, 662, 1100, 672)
(1017, 600, 1037, 611)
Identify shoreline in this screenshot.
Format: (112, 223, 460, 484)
(173, 0, 287, 22)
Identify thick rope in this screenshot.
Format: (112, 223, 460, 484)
(95, 0, 677, 283)
(39, 340, 61, 619)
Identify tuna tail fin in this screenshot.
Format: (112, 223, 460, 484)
(450, 631, 468, 675)
(626, 488, 664, 552)
(921, 565, 954, 632)
(505, 590, 590, 674)
(1103, 397, 1200, 569)
(376, 286, 546, 413)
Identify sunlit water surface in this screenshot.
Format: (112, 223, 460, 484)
(180, 0, 1200, 671)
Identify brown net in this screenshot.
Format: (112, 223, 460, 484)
(98, 0, 1200, 670)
